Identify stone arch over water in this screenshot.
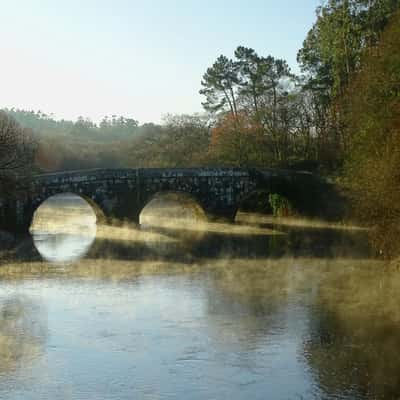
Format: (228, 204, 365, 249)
(28, 192, 106, 231)
(139, 191, 207, 226)
(30, 193, 103, 262)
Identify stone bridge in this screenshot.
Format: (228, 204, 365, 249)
(0, 168, 323, 234)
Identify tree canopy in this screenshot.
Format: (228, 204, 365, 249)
(0, 111, 37, 196)
(343, 9, 400, 257)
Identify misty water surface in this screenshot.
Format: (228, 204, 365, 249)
(0, 194, 398, 400)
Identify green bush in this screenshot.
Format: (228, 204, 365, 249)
(239, 191, 272, 213)
(268, 193, 294, 217)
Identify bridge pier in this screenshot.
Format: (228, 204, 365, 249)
(0, 199, 32, 236)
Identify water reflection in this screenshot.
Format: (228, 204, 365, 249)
(8, 199, 400, 399)
(1, 254, 400, 398)
(0, 296, 47, 375)
(304, 265, 400, 400)
(203, 264, 291, 363)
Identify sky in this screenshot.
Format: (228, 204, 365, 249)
(0, 0, 321, 124)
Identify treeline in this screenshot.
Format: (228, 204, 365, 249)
(3, 109, 211, 171)
(199, 0, 400, 256)
(4, 1, 398, 175)
(298, 0, 400, 257)
(342, 8, 400, 257)
(0, 111, 36, 197)
(200, 0, 400, 172)
(5, 109, 140, 141)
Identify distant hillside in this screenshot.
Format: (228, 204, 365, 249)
(3, 108, 150, 142)
(2, 109, 210, 172)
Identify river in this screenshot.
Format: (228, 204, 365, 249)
(0, 194, 398, 400)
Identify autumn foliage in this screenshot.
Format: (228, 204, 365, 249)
(209, 112, 266, 167)
(344, 10, 400, 257)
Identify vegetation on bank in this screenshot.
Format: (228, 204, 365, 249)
(0, 111, 37, 198)
(0, 0, 399, 257)
(343, 9, 400, 258)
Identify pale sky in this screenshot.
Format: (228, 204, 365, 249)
(0, 0, 321, 124)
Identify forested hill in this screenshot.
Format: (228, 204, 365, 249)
(4, 109, 145, 142)
(2, 109, 211, 172)
(1, 109, 166, 171)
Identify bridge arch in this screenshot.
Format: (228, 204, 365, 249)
(28, 192, 106, 232)
(236, 189, 273, 216)
(236, 188, 298, 220)
(139, 191, 207, 226)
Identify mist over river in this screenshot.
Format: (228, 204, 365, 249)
(0, 194, 398, 400)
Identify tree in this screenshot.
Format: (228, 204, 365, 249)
(70, 116, 96, 137)
(126, 114, 210, 168)
(234, 46, 267, 120)
(200, 55, 240, 117)
(99, 115, 139, 137)
(298, 0, 399, 99)
(201, 47, 301, 167)
(297, 0, 399, 169)
(158, 114, 211, 167)
(0, 111, 36, 174)
(0, 111, 36, 195)
(209, 112, 267, 167)
(343, 10, 400, 257)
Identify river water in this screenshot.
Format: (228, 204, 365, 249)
(0, 195, 399, 400)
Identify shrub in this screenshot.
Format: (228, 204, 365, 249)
(268, 193, 294, 217)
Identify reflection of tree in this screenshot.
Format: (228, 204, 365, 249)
(304, 268, 400, 399)
(204, 264, 290, 352)
(0, 296, 47, 374)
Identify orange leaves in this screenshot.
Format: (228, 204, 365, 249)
(208, 112, 266, 167)
(35, 142, 62, 172)
(210, 112, 262, 147)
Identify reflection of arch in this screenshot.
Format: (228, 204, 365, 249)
(30, 192, 106, 229)
(139, 191, 207, 225)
